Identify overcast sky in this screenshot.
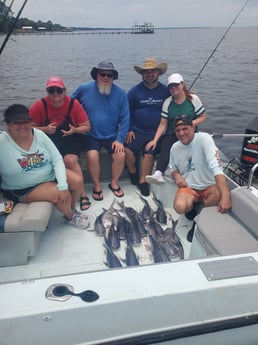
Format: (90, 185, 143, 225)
(11, 0, 258, 28)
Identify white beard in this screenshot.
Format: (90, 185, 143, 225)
(98, 84, 112, 95)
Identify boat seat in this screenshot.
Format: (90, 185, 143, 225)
(0, 201, 53, 267)
(193, 186, 258, 256)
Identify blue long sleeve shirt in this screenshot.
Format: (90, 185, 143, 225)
(71, 81, 129, 143)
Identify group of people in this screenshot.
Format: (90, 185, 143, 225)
(0, 57, 232, 233)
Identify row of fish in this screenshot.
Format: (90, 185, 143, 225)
(93, 192, 184, 268)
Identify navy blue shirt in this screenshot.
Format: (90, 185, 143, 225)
(127, 81, 170, 135)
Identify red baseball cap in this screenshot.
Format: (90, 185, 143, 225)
(46, 75, 65, 89)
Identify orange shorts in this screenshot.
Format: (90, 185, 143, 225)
(176, 186, 216, 203)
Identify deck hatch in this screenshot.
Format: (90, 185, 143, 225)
(199, 256, 258, 281)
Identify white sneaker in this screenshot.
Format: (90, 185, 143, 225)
(146, 171, 165, 185)
(65, 210, 90, 229)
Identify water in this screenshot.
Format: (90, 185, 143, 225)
(1, 27, 258, 159)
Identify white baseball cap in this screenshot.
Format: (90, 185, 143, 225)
(167, 73, 184, 85)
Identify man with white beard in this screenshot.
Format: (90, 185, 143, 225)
(72, 62, 129, 201)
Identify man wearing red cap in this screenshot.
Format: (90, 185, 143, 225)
(29, 76, 91, 211)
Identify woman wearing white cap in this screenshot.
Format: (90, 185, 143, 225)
(146, 73, 206, 185)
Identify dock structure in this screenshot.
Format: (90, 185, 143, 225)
(131, 22, 154, 34)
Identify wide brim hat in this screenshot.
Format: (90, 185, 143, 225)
(134, 57, 167, 75)
(90, 61, 118, 80)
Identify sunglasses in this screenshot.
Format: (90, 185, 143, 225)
(9, 120, 32, 125)
(169, 83, 181, 89)
(98, 72, 113, 78)
(47, 87, 64, 94)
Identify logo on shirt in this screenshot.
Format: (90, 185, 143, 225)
(141, 97, 163, 106)
(186, 155, 195, 172)
(17, 151, 46, 172)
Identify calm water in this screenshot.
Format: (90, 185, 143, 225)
(1, 27, 258, 158)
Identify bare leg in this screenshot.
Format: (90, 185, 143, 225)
(202, 185, 221, 207)
(66, 169, 84, 210)
(23, 181, 74, 219)
(139, 153, 154, 184)
(110, 152, 125, 195)
(125, 147, 137, 174)
(63, 154, 87, 198)
(174, 194, 195, 214)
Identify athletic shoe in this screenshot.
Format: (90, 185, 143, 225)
(65, 210, 90, 229)
(138, 182, 150, 196)
(146, 170, 165, 185)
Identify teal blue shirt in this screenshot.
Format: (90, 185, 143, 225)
(0, 128, 68, 191)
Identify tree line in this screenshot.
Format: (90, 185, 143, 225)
(0, 1, 65, 33)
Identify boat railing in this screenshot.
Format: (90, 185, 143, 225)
(247, 163, 258, 189)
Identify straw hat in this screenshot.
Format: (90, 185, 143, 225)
(134, 57, 167, 75)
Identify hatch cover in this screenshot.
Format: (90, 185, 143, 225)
(199, 256, 258, 281)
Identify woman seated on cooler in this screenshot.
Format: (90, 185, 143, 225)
(0, 104, 89, 229)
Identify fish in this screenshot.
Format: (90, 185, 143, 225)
(103, 239, 122, 268)
(148, 234, 171, 263)
(125, 245, 139, 266)
(135, 192, 152, 220)
(152, 192, 167, 224)
(94, 215, 106, 236)
(106, 221, 120, 250)
(164, 213, 184, 259)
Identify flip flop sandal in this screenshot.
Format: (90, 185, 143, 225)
(80, 196, 91, 211)
(92, 189, 103, 201)
(108, 184, 124, 198)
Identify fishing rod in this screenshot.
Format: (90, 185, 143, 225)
(189, 0, 250, 89)
(0, 0, 28, 56)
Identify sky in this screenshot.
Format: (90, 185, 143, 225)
(10, 0, 258, 28)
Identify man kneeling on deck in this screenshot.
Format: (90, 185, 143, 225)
(169, 114, 232, 242)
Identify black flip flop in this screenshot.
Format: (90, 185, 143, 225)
(108, 184, 124, 198)
(92, 189, 103, 201)
(80, 196, 91, 211)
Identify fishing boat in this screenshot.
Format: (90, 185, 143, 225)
(1, 128, 258, 344)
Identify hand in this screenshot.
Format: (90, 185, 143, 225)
(112, 141, 124, 154)
(145, 140, 156, 151)
(56, 190, 71, 205)
(46, 122, 57, 134)
(126, 131, 135, 144)
(217, 195, 232, 213)
(174, 173, 188, 188)
(61, 123, 75, 137)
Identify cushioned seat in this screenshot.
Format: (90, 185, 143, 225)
(0, 201, 53, 266)
(193, 187, 258, 256)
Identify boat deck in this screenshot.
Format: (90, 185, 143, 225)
(0, 179, 193, 284)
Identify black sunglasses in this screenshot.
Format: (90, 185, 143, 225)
(47, 87, 64, 94)
(98, 72, 113, 78)
(169, 83, 180, 89)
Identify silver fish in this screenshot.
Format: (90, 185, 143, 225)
(152, 192, 167, 224)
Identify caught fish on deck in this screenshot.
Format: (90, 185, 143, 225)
(103, 238, 123, 268)
(164, 212, 184, 259)
(152, 192, 167, 224)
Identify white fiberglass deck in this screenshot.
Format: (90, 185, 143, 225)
(0, 179, 193, 284)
